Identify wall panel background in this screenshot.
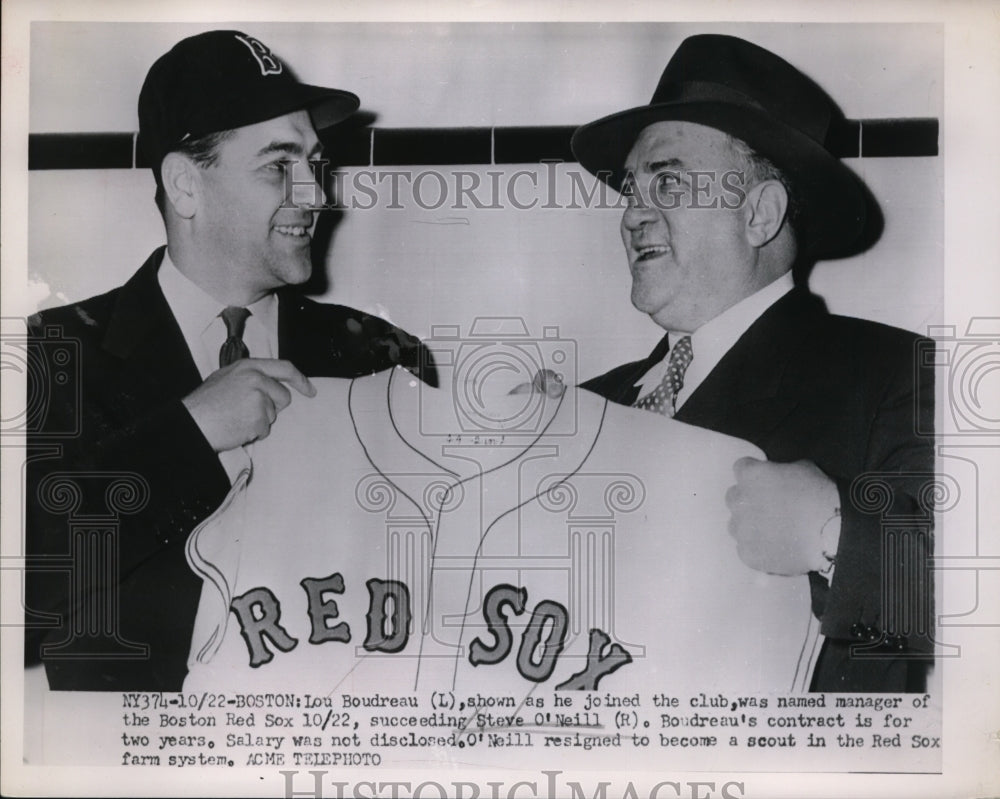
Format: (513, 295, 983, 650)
(26, 21, 942, 379)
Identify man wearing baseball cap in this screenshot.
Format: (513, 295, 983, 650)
(26, 30, 433, 690)
(575, 35, 934, 692)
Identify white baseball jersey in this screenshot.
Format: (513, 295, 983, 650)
(184, 370, 819, 698)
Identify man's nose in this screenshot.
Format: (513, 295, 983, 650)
(288, 161, 329, 210)
(307, 162, 330, 209)
(622, 195, 658, 230)
(314, 173, 330, 209)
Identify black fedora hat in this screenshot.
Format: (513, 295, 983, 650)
(571, 34, 866, 258)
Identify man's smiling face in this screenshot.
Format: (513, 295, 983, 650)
(620, 120, 761, 333)
(195, 109, 327, 304)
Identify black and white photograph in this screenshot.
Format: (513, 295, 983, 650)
(1, 2, 997, 797)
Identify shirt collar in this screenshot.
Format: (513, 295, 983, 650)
(158, 249, 278, 340)
(158, 248, 225, 342)
(246, 289, 278, 343)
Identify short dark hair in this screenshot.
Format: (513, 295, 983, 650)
(725, 134, 801, 237)
(154, 129, 235, 215)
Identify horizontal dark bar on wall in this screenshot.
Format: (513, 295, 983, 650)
(27, 118, 938, 171)
(29, 132, 135, 170)
(373, 128, 492, 166)
(860, 118, 939, 157)
(494, 126, 578, 163)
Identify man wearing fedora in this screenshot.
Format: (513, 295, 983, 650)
(575, 35, 934, 692)
(25, 30, 433, 691)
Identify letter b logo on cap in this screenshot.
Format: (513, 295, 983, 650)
(234, 33, 283, 76)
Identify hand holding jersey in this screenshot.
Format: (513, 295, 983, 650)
(182, 358, 317, 452)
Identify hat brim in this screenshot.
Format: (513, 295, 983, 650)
(189, 81, 360, 140)
(571, 101, 867, 259)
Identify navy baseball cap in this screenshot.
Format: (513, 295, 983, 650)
(138, 30, 359, 183)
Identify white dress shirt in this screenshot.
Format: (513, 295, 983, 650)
(634, 271, 794, 410)
(158, 249, 279, 483)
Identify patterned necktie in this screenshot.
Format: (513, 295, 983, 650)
(219, 306, 251, 368)
(633, 335, 693, 417)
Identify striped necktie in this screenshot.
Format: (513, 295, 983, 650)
(219, 306, 251, 368)
(633, 335, 693, 417)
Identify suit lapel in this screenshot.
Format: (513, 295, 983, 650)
(101, 247, 204, 397)
(276, 289, 324, 375)
(676, 289, 822, 442)
(581, 332, 671, 405)
(276, 290, 305, 364)
(628, 332, 671, 403)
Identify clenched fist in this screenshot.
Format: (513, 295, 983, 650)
(182, 358, 316, 453)
(725, 457, 840, 576)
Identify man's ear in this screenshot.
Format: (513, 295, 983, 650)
(160, 152, 199, 219)
(743, 179, 789, 248)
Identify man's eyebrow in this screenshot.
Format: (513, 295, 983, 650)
(647, 158, 685, 172)
(255, 141, 324, 159)
(622, 157, 686, 179)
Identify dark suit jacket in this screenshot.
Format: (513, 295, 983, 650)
(25, 247, 435, 691)
(582, 288, 935, 692)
